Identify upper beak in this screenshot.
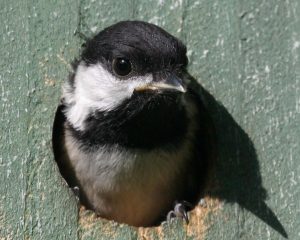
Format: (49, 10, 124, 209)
(134, 74, 186, 93)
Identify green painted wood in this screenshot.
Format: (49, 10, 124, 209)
(0, 0, 299, 239)
(0, 1, 79, 239)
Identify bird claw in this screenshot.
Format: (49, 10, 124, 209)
(198, 198, 207, 208)
(167, 201, 192, 224)
(71, 186, 80, 203)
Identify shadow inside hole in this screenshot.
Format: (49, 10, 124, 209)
(189, 74, 288, 239)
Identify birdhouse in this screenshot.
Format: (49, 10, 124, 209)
(0, 1, 297, 239)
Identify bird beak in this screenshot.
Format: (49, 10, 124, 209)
(134, 74, 186, 93)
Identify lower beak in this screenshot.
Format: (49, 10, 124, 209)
(134, 74, 186, 93)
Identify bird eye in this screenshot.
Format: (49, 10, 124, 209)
(112, 58, 132, 77)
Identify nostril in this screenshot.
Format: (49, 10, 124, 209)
(152, 72, 162, 82)
(152, 71, 171, 82)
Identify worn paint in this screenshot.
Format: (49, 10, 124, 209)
(0, 0, 79, 239)
(0, 0, 299, 239)
(78, 197, 219, 240)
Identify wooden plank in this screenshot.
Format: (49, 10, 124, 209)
(0, 0, 299, 239)
(185, 0, 299, 239)
(1, 0, 80, 239)
(0, 1, 29, 238)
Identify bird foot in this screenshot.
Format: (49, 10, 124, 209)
(167, 201, 193, 224)
(198, 198, 207, 208)
(71, 186, 80, 203)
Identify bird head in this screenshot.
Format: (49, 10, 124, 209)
(63, 21, 189, 133)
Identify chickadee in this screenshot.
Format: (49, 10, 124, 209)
(52, 21, 214, 227)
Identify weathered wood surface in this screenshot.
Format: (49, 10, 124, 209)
(0, 0, 299, 239)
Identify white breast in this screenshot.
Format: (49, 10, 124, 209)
(63, 95, 199, 226)
(64, 129, 194, 226)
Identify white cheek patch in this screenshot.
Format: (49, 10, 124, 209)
(63, 62, 153, 131)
